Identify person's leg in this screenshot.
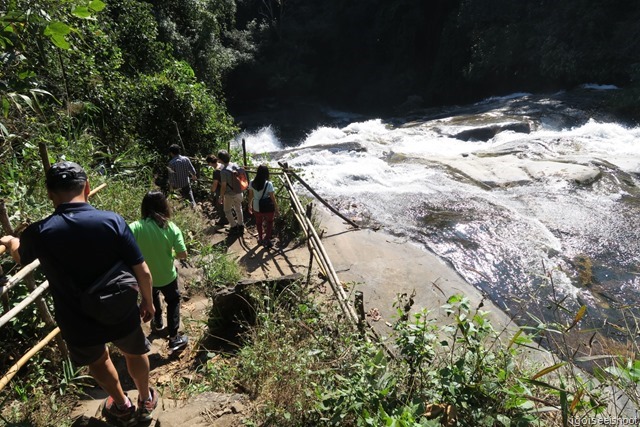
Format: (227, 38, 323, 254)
(264, 212, 275, 240)
(232, 192, 244, 226)
(152, 288, 163, 328)
(113, 327, 152, 402)
(123, 352, 150, 400)
(223, 194, 237, 226)
(86, 347, 129, 406)
(180, 185, 196, 208)
(214, 193, 227, 224)
(255, 211, 265, 242)
(160, 280, 181, 338)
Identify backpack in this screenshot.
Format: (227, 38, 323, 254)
(227, 165, 248, 193)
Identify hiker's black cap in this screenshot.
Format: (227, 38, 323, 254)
(45, 161, 87, 189)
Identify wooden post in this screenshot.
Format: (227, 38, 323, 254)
(305, 203, 314, 286)
(241, 138, 250, 183)
(242, 138, 247, 167)
(355, 290, 365, 333)
(38, 142, 51, 171)
(0, 200, 13, 236)
(173, 121, 186, 153)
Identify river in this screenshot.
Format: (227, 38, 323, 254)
(231, 87, 640, 346)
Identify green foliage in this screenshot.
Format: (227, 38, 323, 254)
(152, 0, 244, 89)
(137, 61, 238, 156)
(57, 358, 92, 396)
(197, 243, 241, 291)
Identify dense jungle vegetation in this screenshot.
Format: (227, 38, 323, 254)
(3, 1, 640, 425)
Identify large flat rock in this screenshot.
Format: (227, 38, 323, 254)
(438, 154, 601, 187)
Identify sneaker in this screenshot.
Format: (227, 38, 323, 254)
(102, 395, 137, 426)
(152, 318, 163, 331)
(137, 387, 158, 422)
(264, 239, 274, 249)
(168, 334, 188, 352)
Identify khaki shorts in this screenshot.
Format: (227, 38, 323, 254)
(67, 326, 150, 366)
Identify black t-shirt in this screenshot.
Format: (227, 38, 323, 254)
(19, 202, 144, 346)
(213, 169, 222, 194)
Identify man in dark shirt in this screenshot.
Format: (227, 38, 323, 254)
(168, 144, 197, 208)
(1, 161, 158, 424)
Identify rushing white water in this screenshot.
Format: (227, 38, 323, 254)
(241, 91, 640, 332)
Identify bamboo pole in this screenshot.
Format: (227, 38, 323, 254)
(0, 259, 41, 297)
(280, 171, 359, 325)
(89, 183, 107, 197)
(0, 280, 49, 328)
(38, 142, 51, 171)
(279, 176, 327, 277)
(277, 162, 359, 228)
(0, 327, 60, 393)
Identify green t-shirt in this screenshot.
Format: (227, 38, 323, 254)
(129, 218, 186, 287)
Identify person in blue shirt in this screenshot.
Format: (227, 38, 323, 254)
(1, 162, 158, 425)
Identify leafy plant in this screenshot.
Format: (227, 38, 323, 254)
(58, 359, 92, 396)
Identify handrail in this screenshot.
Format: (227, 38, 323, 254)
(280, 171, 360, 326)
(0, 281, 49, 329)
(0, 327, 60, 392)
(0, 259, 41, 297)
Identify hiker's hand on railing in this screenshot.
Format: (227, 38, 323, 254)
(1, 235, 17, 254)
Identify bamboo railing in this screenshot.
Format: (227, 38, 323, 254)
(279, 168, 360, 327)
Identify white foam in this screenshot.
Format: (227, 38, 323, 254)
(231, 126, 283, 154)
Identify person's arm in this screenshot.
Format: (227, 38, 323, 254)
(188, 159, 197, 181)
(0, 235, 21, 264)
(171, 223, 188, 261)
(219, 174, 226, 203)
(211, 180, 219, 193)
(247, 188, 254, 214)
(131, 261, 154, 322)
(270, 192, 279, 216)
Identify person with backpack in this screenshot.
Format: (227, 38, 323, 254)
(217, 150, 248, 235)
(206, 154, 227, 225)
(129, 191, 189, 353)
(0, 161, 158, 425)
(248, 164, 279, 249)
